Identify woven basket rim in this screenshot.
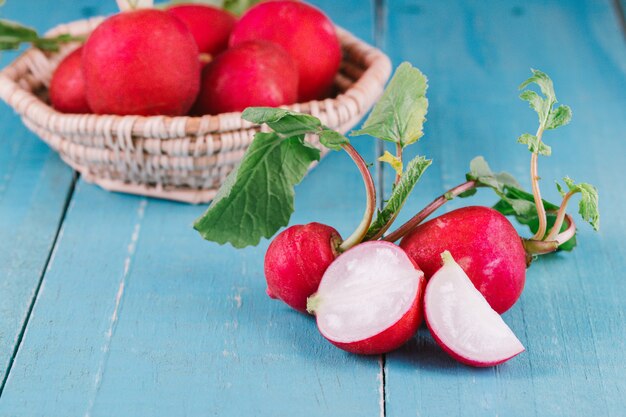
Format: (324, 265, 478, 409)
(0, 16, 392, 203)
(0, 17, 391, 137)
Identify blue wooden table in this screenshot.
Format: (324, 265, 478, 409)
(1, 0, 625, 416)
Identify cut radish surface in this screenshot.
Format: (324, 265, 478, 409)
(308, 241, 425, 355)
(425, 251, 525, 367)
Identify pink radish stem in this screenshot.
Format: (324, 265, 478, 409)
(523, 213, 576, 257)
(338, 143, 377, 251)
(545, 191, 575, 241)
(529, 126, 548, 240)
(383, 180, 478, 242)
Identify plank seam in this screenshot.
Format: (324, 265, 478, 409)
(0, 171, 79, 398)
(373, 1, 388, 416)
(611, 0, 626, 40)
(374, 0, 388, 211)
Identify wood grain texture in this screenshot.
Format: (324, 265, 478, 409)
(382, 1, 626, 416)
(0, 104, 74, 388)
(0, 0, 116, 392)
(0, 1, 384, 416)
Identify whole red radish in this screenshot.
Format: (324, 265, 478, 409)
(49, 47, 90, 114)
(193, 40, 298, 115)
(264, 223, 341, 312)
(167, 4, 235, 56)
(400, 206, 526, 314)
(425, 251, 525, 366)
(82, 9, 200, 116)
(307, 241, 425, 355)
(230, 0, 341, 101)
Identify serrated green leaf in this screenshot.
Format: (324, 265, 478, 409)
(519, 90, 546, 119)
(518, 69, 572, 135)
(242, 107, 322, 136)
(378, 150, 403, 177)
(492, 186, 576, 250)
(193, 132, 320, 248)
(518, 133, 552, 156)
(559, 177, 600, 231)
(546, 105, 572, 130)
(466, 156, 522, 193)
(519, 69, 556, 103)
(351, 62, 428, 147)
(318, 130, 349, 151)
(364, 155, 432, 240)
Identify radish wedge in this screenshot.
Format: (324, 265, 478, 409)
(425, 251, 525, 367)
(307, 241, 425, 355)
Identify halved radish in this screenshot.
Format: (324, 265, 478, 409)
(307, 241, 425, 355)
(425, 251, 525, 366)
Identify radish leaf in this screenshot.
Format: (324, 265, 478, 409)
(242, 107, 349, 151)
(193, 133, 320, 248)
(364, 155, 431, 240)
(557, 177, 600, 231)
(351, 62, 428, 147)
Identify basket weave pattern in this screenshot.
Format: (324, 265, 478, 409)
(0, 17, 391, 203)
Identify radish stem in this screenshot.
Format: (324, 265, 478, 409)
(523, 214, 576, 256)
(554, 213, 576, 245)
(383, 180, 478, 242)
(395, 143, 403, 185)
(530, 126, 548, 240)
(339, 144, 376, 251)
(366, 143, 404, 241)
(545, 190, 575, 241)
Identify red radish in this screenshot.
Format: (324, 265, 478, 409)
(82, 9, 200, 116)
(167, 4, 236, 56)
(264, 223, 341, 312)
(229, 0, 341, 101)
(49, 47, 90, 114)
(193, 40, 298, 115)
(307, 241, 425, 355)
(400, 206, 526, 313)
(425, 251, 525, 366)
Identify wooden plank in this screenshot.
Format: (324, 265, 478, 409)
(0, 106, 74, 388)
(0, 1, 385, 415)
(382, 0, 626, 416)
(0, 0, 105, 388)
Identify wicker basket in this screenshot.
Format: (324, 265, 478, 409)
(0, 17, 391, 203)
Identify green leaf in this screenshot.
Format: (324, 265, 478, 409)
(0, 19, 38, 40)
(364, 155, 432, 240)
(318, 130, 349, 151)
(517, 133, 552, 156)
(0, 19, 82, 52)
(492, 186, 575, 250)
(242, 107, 322, 136)
(351, 62, 428, 147)
(465, 156, 522, 194)
(378, 150, 403, 177)
(519, 69, 556, 104)
(546, 105, 572, 130)
(560, 177, 600, 231)
(193, 132, 320, 248)
(518, 69, 572, 135)
(242, 107, 349, 151)
(222, 0, 261, 15)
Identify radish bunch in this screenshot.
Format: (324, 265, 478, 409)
(8, 1, 342, 116)
(196, 62, 599, 367)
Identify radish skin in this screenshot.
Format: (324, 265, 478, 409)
(401, 206, 526, 313)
